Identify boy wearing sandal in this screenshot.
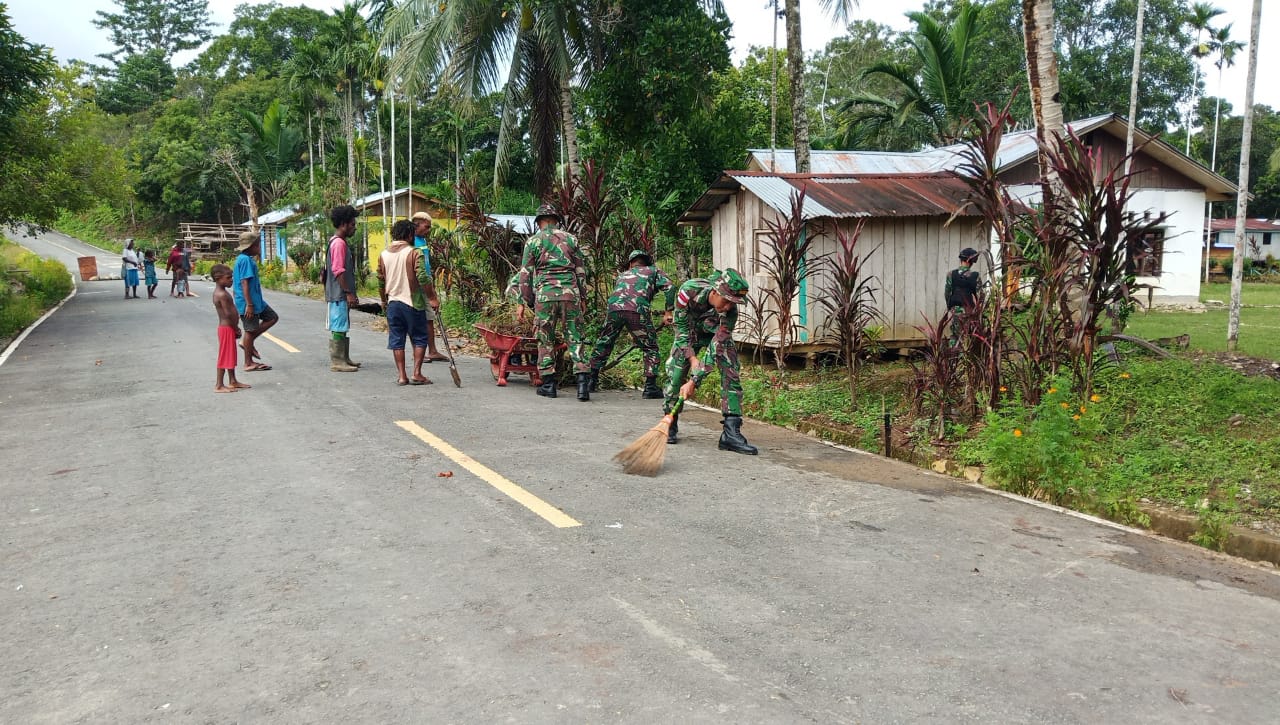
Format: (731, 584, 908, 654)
(378, 220, 431, 386)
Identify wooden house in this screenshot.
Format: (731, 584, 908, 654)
(1207, 218, 1280, 262)
(682, 114, 1238, 349)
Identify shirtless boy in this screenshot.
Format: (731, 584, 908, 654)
(212, 264, 251, 393)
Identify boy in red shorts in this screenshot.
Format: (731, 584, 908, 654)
(212, 264, 251, 393)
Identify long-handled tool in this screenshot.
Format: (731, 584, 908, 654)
(436, 314, 462, 388)
(614, 398, 682, 477)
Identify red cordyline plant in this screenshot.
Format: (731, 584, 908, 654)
(1043, 130, 1162, 395)
(548, 159, 624, 314)
(817, 219, 884, 409)
(457, 179, 523, 301)
(910, 310, 962, 440)
(756, 188, 825, 371)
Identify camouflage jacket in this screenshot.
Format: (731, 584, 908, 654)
(606, 265, 675, 313)
(518, 227, 585, 305)
(673, 278, 738, 383)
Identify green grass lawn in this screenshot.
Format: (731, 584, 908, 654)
(1199, 281, 1280, 306)
(1125, 308, 1280, 360)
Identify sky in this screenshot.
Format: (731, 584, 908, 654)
(6, 0, 1277, 118)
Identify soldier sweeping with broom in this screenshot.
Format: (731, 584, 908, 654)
(664, 269, 756, 454)
(616, 268, 756, 476)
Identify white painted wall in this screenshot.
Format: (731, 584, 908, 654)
(1000, 185, 1204, 305)
(1212, 230, 1278, 260)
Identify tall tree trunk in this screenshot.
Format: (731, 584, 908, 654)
(784, 0, 811, 173)
(1022, 0, 1065, 200)
(375, 99, 387, 223)
(307, 112, 315, 190)
(559, 74, 582, 185)
(1124, 0, 1146, 174)
(408, 102, 413, 196)
(345, 85, 357, 199)
(390, 91, 397, 214)
(1228, 0, 1262, 351)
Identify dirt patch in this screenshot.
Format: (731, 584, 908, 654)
(1200, 352, 1280, 381)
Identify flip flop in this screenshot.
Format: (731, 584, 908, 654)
(427, 353, 449, 361)
(409, 378, 431, 385)
(245, 363, 272, 371)
(397, 379, 409, 386)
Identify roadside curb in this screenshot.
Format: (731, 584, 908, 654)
(929, 457, 1280, 569)
(0, 270, 77, 368)
(682, 396, 1280, 572)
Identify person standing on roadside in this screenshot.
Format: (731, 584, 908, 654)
(410, 211, 449, 362)
(143, 250, 158, 298)
(122, 239, 141, 299)
(325, 205, 361, 373)
(232, 231, 278, 372)
(378, 220, 432, 386)
(944, 247, 982, 345)
(166, 242, 184, 297)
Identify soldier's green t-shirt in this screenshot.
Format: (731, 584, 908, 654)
(606, 265, 675, 313)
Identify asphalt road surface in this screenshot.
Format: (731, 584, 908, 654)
(3, 230, 1279, 723)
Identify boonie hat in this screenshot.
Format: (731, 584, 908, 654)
(713, 268, 749, 304)
(411, 211, 432, 223)
(237, 230, 259, 252)
(534, 203, 562, 225)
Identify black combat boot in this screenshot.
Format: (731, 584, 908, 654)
(718, 415, 758, 455)
(537, 379, 557, 398)
(641, 376, 663, 399)
(589, 368, 600, 392)
(666, 416, 679, 444)
(576, 372, 591, 401)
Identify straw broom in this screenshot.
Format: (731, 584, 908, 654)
(614, 398, 683, 477)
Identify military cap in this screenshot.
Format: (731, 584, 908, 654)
(627, 249, 653, 265)
(534, 203, 562, 225)
(713, 268, 749, 304)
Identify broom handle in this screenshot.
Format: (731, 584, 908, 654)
(665, 397, 684, 421)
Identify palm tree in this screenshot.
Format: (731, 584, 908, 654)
(1227, 0, 1261, 352)
(284, 41, 335, 191)
(1184, 2, 1226, 155)
(214, 100, 305, 226)
(834, 6, 980, 149)
(1209, 24, 1244, 172)
(783, 0, 857, 172)
(1022, 0, 1064, 197)
(382, 0, 596, 194)
(322, 4, 372, 198)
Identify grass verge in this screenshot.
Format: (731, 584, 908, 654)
(1, 237, 73, 340)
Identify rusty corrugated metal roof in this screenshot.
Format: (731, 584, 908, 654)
(679, 172, 980, 225)
(1209, 218, 1280, 232)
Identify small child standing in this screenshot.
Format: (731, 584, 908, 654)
(175, 263, 189, 298)
(212, 264, 251, 394)
(143, 250, 158, 298)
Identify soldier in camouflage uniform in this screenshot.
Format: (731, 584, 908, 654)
(663, 268, 757, 455)
(587, 250, 675, 398)
(945, 247, 982, 345)
(518, 204, 591, 400)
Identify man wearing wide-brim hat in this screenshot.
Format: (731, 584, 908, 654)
(662, 267, 757, 455)
(233, 230, 278, 371)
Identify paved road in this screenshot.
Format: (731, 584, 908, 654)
(3, 231, 1280, 723)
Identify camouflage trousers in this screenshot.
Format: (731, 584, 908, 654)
(534, 298, 589, 376)
(663, 334, 743, 416)
(588, 310, 659, 377)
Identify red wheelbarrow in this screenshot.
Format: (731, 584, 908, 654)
(474, 325, 564, 387)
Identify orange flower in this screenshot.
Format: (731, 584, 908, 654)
(999, 386, 1008, 392)
(1013, 429, 1023, 437)
(1060, 402, 1070, 409)
(1120, 372, 1131, 379)
(1048, 387, 1058, 394)
(1090, 394, 1102, 402)
(1079, 405, 1087, 414)
(1072, 414, 1081, 421)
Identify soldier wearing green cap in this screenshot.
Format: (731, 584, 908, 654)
(586, 249, 675, 398)
(662, 268, 757, 455)
(519, 204, 591, 400)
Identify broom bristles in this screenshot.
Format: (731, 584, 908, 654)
(614, 416, 673, 477)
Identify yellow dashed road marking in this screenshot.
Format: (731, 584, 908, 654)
(396, 420, 582, 529)
(262, 332, 300, 353)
